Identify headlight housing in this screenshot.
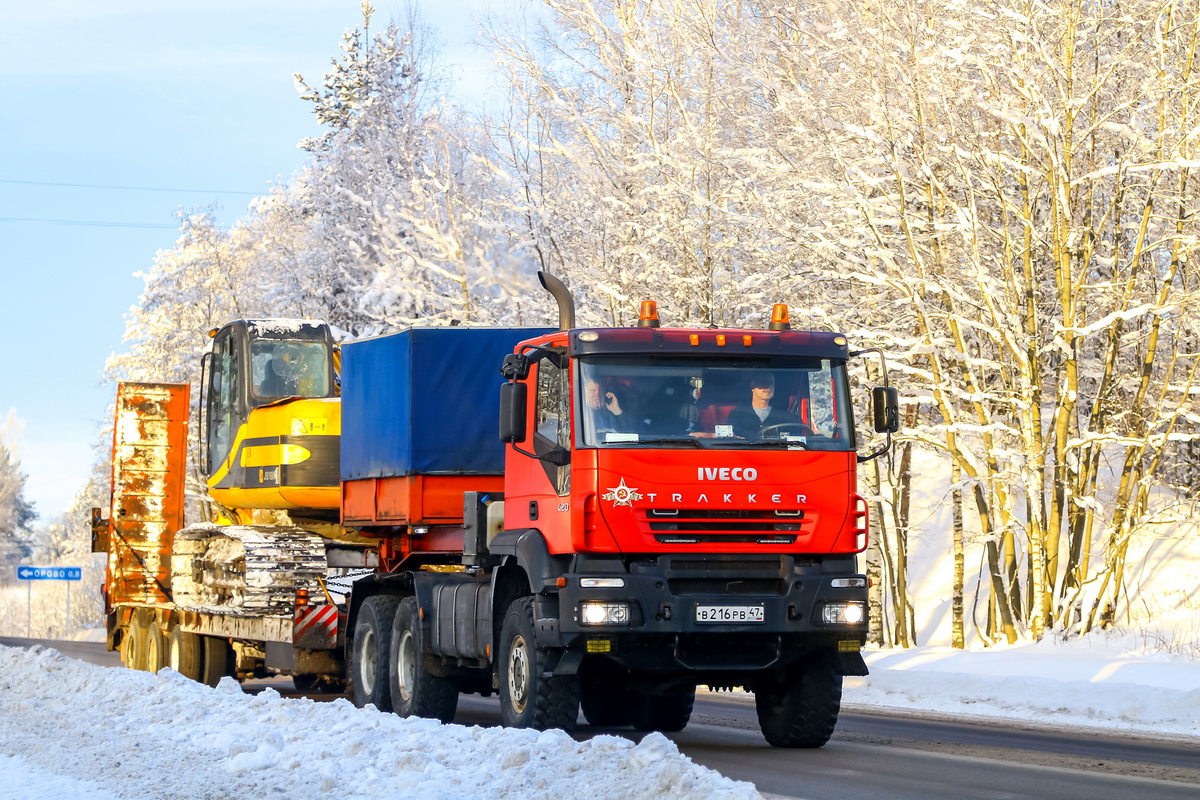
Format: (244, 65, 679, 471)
(821, 602, 866, 625)
(579, 601, 630, 625)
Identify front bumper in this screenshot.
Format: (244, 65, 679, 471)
(539, 554, 869, 674)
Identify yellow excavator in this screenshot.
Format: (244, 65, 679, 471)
(174, 319, 366, 617)
(201, 319, 342, 523)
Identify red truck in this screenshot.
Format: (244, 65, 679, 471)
(94, 272, 898, 747)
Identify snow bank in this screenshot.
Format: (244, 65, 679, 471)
(0, 646, 759, 800)
(846, 638, 1200, 739)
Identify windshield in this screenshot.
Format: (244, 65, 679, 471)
(577, 355, 854, 450)
(250, 339, 332, 401)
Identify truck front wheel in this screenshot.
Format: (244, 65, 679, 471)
(390, 596, 458, 723)
(755, 655, 843, 748)
(351, 595, 401, 711)
(498, 597, 579, 731)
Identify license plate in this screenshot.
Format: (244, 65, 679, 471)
(695, 604, 765, 624)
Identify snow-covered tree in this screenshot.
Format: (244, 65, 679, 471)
(0, 416, 37, 566)
(484, 0, 804, 328)
(99, 0, 1200, 649)
(734, 0, 1200, 642)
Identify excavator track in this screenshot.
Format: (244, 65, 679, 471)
(171, 525, 327, 617)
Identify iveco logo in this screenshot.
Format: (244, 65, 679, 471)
(697, 467, 758, 481)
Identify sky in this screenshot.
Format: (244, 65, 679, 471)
(0, 0, 511, 528)
(0, 637, 1197, 798)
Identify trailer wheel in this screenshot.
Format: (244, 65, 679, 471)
(632, 686, 696, 733)
(167, 625, 202, 681)
(120, 617, 147, 671)
(755, 656, 843, 748)
(146, 620, 167, 673)
(351, 594, 401, 711)
(390, 596, 458, 723)
(498, 597, 579, 731)
(200, 636, 233, 688)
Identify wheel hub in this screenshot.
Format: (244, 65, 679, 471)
(396, 630, 415, 702)
(508, 634, 530, 713)
(358, 628, 377, 696)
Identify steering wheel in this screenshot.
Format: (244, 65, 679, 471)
(759, 423, 813, 444)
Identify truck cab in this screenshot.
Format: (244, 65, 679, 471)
(486, 287, 897, 745)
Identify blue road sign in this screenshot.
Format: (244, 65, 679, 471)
(16, 566, 82, 581)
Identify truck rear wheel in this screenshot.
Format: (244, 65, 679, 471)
(167, 625, 202, 681)
(498, 597, 579, 731)
(390, 596, 458, 723)
(351, 595, 401, 711)
(632, 687, 696, 733)
(755, 656, 843, 748)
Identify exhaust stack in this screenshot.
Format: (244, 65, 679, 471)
(538, 271, 576, 331)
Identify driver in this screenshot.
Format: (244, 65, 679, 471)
(585, 378, 638, 434)
(727, 372, 805, 439)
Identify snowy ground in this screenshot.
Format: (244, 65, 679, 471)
(847, 636, 1200, 740)
(0, 644, 758, 800)
(1, 635, 1198, 800)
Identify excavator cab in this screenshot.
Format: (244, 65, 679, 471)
(202, 319, 342, 518)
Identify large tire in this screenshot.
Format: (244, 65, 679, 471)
(167, 625, 202, 681)
(755, 656, 843, 748)
(632, 686, 696, 733)
(351, 595, 401, 711)
(146, 620, 167, 673)
(200, 636, 233, 687)
(579, 662, 636, 727)
(498, 597, 579, 731)
(389, 596, 458, 723)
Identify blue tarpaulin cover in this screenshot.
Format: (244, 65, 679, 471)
(340, 327, 551, 479)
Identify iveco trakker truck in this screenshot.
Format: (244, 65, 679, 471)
(95, 272, 898, 747)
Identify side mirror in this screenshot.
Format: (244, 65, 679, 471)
(499, 382, 527, 443)
(872, 386, 900, 434)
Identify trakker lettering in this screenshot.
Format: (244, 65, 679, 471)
(697, 467, 758, 481)
(639, 492, 807, 505)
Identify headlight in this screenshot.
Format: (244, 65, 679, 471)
(579, 601, 630, 625)
(821, 602, 866, 625)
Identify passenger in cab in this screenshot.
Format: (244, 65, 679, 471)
(727, 372, 806, 439)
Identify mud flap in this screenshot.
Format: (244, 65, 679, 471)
(835, 650, 869, 676)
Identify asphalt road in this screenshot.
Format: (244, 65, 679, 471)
(5, 637, 1200, 799)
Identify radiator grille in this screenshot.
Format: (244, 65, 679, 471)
(642, 508, 803, 545)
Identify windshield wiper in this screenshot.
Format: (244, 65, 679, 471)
(617, 437, 706, 448)
(707, 439, 806, 449)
